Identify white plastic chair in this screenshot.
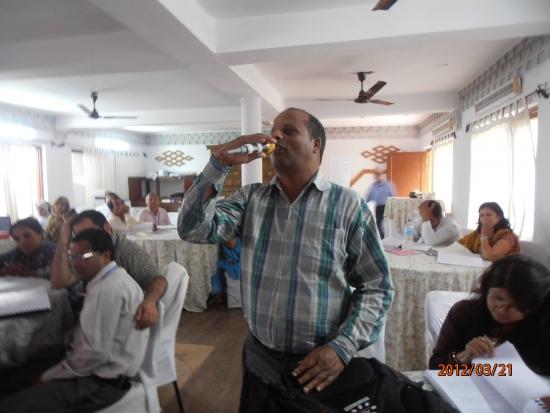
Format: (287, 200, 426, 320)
(168, 212, 179, 226)
(424, 291, 471, 366)
(519, 241, 550, 269)
(97, 302, 164, 413)
(355, 322, 386, 362)
(157, 262, 190, 413)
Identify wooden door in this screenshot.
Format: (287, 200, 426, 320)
(387, 152, 428, 197)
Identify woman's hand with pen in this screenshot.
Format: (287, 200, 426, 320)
(457, 335, 497, 363)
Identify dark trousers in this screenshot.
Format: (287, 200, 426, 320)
(375, 205, 386, 239)
(0, 376, 128, 413)
(240, 332, 307, 413)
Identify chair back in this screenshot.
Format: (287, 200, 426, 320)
(0, 216, 12, 231)
(518, 241, 550, 269)
(156, 262, 189, 387)
(97, 302, 164, 413)
(424, 291, 471, 366)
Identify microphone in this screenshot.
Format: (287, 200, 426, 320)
(226, 143, 275, 155)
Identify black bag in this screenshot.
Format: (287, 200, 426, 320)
(247, 354, 458, 413)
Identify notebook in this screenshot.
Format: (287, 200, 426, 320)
(0, 286, 51, 318)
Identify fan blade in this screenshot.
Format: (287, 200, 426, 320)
(101, 116, 139, 119)
(314, 99, 355, 101)
(372, 0, 398, 11)
(364, 81, 387, 99)
(78, 105, 92, 115)
(370, 99, 394, 106)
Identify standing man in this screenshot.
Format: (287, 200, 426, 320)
(139, 193, 171, 226)
(366, 166, 397, 239)
(0, 228, 149, 412)
(178, 108, 393, 412)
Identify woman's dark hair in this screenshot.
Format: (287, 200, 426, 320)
(72, 228, 115, 261)
(9, 218, 44, 237)
(476, 202, 512, 233)
(472, 254, 550, 322)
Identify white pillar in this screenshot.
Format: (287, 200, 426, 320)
(240, 97, 263, 186)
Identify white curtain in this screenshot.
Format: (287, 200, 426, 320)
(115, 152, 144, 200)
(83, 148, 115, 209)
(432, 135, 453, 215)
(0, 143, 40, 221)
(468, 101, 536, 240)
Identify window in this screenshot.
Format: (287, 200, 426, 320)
(0, 144, 43, 221)
(468, 100, 536, 240)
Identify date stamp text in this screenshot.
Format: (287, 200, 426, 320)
(438, 363, 512, 377)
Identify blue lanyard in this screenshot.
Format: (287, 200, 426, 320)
(101, 265, 118, 281)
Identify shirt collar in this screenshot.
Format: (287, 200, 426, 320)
(86, 260, 117, 290)
(266, 170, 331, 195)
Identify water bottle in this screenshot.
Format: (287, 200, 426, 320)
(402, 219, 414, 251)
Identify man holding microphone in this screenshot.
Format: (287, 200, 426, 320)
(178, 108, 393, 412)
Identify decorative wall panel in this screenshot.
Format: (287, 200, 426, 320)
(155, 150, 194, 167)
(361, 145, 401, 164)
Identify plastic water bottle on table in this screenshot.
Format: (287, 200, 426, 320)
(402, 219, 414, 251)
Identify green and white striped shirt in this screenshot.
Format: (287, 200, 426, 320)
(179, 157, 393, 364)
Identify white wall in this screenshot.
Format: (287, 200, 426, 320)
(320, 138, 424, 198)
(145, 144, 212, 175)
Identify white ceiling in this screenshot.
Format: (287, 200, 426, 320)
(1, 0, 549, 134)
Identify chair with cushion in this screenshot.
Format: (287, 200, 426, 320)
(97, 303, 164, 413)
(156, 262, 190, 413)
(518, 241, 550, 269)
(424, 291, 471, 366)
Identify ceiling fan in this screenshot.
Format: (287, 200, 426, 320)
(372, 0, 399, 11)
(315, 72, 394, 105)
(78, 92, 138, 120)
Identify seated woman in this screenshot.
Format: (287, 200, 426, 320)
(45, 196, 78, 243)
(458, 202, 519, 262)
(429, 254, 550, 375)
(35, 200, 51, 230)
(0, 218, 57, 278)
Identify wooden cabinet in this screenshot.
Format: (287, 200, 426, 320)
(128, 177, 187, 212)
(387, 152, 429, 197)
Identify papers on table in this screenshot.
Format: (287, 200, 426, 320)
(134, 223, 154, 233)
(437, 250, 484, 268)
(424, 342, 550, 413)
(0, 286, 51, 318)
(381, 237, 402, 249)
(389, 249, 421, 256)
(157, 224, 176, 230)
(410, 243, 433, 252)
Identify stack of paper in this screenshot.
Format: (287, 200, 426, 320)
(0, 286, 51, 318)
(437, 250, 484, 268)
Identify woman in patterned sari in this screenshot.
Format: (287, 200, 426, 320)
(458, 202, 519, 262)
(44, 196, 77, 243)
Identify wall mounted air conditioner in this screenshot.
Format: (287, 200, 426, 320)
(474, 77, 522, 115)
(432, 119, 453, 138)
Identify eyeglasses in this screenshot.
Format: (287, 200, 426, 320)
(68, 251, 101, 263)
(486, 295, 526, 317)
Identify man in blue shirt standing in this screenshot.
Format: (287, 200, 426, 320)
(366, 166, 397, 239)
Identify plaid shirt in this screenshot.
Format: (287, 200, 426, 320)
(179, 157, 393, 363)
(0, 241, 57, 279)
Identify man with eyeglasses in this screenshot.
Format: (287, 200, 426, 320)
(50, 210, 167, 329)
(0, 228, 149, 412)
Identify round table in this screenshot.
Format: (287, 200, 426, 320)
(384, 251, 485, 371)
(125, 230, 219, 312)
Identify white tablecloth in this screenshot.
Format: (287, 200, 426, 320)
(0, 277, 73, 369)
(384, 197, 447, 235)
(0, 239, 16, 255)
(384, 251, 484, 371)
(125, 230, 218, 312)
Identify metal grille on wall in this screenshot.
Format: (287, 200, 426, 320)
(361, 145, 401, 164)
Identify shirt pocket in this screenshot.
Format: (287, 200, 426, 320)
(298, 223, 347, 277)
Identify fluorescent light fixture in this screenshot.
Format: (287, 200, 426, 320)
(94, 138, 129, 151)
(124, 126, 164, 132)
(0, 122, 36, 140)
(423, 145, 432, 150)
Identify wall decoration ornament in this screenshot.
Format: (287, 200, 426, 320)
(361, 145, 400, 164)
(155, 150, 194, 166)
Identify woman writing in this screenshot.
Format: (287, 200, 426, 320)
(44, 196, 77, 243)
(429, 254, 550, 376)
(458, 202, 519, 262)
(0, 218, 57, 278)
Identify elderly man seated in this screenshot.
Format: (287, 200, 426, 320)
(139, 193, 171, 226)
(108, 196, 156, 234)
(413, 200, 461, 246)
(0, 228, 149, 413)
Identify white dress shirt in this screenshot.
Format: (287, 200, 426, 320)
(108, 213, 140, 234)
(139, 207, 170, 225)
(413, 216, 461, 246)
(41, 261, 149, 381)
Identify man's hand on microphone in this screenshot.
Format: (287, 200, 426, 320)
(214, 133, 276, 167)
